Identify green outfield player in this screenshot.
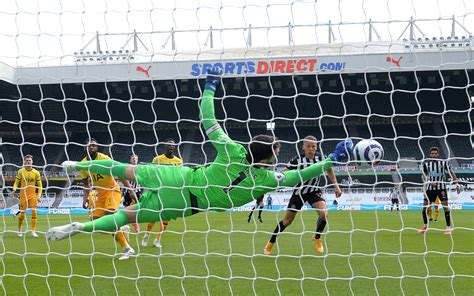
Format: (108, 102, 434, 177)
(46, 68, 353, 242)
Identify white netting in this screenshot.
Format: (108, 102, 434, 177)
(1, 0, 474, 294)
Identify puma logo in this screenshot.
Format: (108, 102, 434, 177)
(136, 65, 151, 77)
(386, 56, 402, 68)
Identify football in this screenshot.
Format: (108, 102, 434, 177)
(353, 139, 384, 166)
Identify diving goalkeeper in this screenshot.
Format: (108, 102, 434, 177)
(46, 69, 353, 241)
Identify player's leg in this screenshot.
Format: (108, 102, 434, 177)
(47, 179, 187, 241)
(264, 210, 297, 255)
(427, 203, 433, 221)
(31, 208, 38, 237)
(395, 199, 400, 212)
(142, 222, 156, 246)
(265, 194, 303, 255)
(247, 203, 257, 222)
(46, 203, 136, 241)
(17, 199, 26, 236)
(28, 197, 39, 237)
(127, 199, 140, 232)
(419, 192, 431, 233)
(439, 191, 452, 234)
(311, 192, 327, 255)
(105, 190, 135, 259)
(153, 220, 169, 248)
(434, 197, 440, 222)
(257, 201, 264, 222)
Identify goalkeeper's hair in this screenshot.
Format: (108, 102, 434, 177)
(246, 135, 280, 163)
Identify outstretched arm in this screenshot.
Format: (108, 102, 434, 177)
(199, 69, 240, 156)
(36, 172, 43, 200)
(264, 158, 334, 191)
(279, 157, 334, 187)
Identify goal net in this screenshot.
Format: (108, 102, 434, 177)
(1, 0, 473, 294)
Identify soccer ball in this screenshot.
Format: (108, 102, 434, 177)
(353, 139, 384, 166)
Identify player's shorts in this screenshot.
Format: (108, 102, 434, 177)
(92, 189, 122, 217)
(287, 190, 324, 211)
(135, 189, 196, 223)
(256, 196, 264, 204)
(425, 189, 448, 203)
(19, 197, 38, 210)
(391, 198, 399, 204)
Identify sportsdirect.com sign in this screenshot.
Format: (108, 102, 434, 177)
(190, 58, 345, 76)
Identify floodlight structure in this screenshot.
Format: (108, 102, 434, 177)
(74, 30, 148, 63)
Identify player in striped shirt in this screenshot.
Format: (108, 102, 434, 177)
(12, 155, 43, 237)
(142, 140, 183, 248)
(247, 196, 264, 223)
(122, 154, 143, 232)
(389, 187, 400, 213)
(264, 136, 342, 255)
(418, 147, 460, 235)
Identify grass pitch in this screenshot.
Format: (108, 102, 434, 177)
(1, 210, 473, 295)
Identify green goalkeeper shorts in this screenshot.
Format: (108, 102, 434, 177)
(134, 164, 195, 222)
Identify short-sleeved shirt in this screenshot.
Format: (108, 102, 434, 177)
(80, 153, 120, 196)
(14, 168, 42, 200)
(152, 154, 183, 165)
(287, 153, 324, 196)
(422, 159, 450, 191)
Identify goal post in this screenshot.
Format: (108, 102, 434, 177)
(1, 0, 473, 295)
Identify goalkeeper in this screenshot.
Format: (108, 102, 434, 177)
(46, 68, 353, 241)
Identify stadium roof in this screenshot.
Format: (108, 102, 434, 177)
(0, 41, 473, 85)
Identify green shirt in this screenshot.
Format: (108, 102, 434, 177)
(189, 89, 333, 210)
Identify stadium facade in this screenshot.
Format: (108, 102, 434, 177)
(1, 40, 473, 211)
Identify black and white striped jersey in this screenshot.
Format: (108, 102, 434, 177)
(422, 159, 450, 191)
(287, 153, 324, 196)
(122, 180, 143, 197)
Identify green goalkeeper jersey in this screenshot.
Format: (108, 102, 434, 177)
(134, 88, 332, 220)
(187, 89, 333, 210)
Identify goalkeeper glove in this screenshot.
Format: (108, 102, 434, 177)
(205, 67, 222, 92)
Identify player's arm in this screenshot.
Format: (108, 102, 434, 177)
(36, 171, 43, 201)
(265, 157, 334, 189)
(12, 170, 21, 194)
(446, 162, 461, 194)
(199, 68, 240, 156)
(327, 167, 342, 197)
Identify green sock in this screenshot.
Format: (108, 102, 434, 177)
(83, 211, 129, 232)
(74, 160, 128, 179)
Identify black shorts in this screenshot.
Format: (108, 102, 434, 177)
(425, 189, 448, 203)
(287, 190, 324, 211)
(255, 197, 264, 204)
(391, 198, 399, 204)
(123, 191, 142, 207)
